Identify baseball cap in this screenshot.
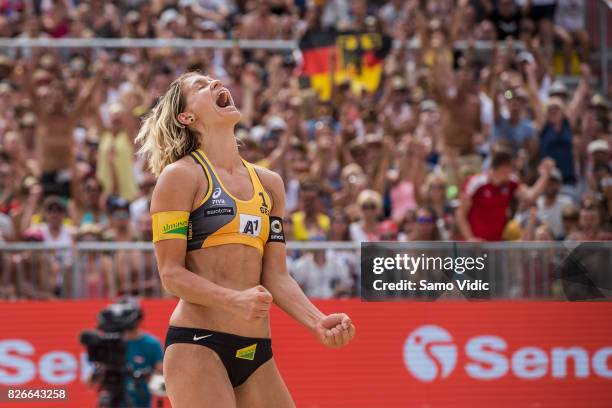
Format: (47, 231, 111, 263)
(364, 133, 383, 145)
(160, 9, 180, 27)
(199, 20, 220, 32)
(589, 94, 608, 109)
(545, 97, 566, 111)
(0, 82, 11, 95)
(0, 54, 13, 67)
(587, 139, 610, 154)
(391, 76, 407, 91)
(125, 10, 140, 23)
(43, 195, 66, 212)
(33, 69, 52, 85)
(517, 51, 535, 65)
(179, 0, 197, 7)
(420, 99, 438, 112)
(549, 80, 568, 97)
(107, 196, 130, 212)
(268, 116, 287, 131)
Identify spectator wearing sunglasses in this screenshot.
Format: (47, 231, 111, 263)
(292, 180, 330, 241)
(408, 207, 441, 241)
(40, 195, 74, 248)
(565, 202, 606, 241)
(70, 175, 107, 227)
(103, 196, 134, 242)
(350, 189, 383, 242)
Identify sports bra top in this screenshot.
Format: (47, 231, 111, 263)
(187, 149, 271, 253)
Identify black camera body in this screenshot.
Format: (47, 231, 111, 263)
(80, 300, 144, 408)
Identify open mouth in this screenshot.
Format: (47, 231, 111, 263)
(216, 89, 232, 108)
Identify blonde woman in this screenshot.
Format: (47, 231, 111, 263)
(421, 173, 451, 218)
(137, 72, 355, 408)
(349, 189, 383, 242)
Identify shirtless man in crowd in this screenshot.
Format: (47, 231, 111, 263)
(14, 52, 103, 198)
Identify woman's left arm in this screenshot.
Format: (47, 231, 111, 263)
(259, 168, 356, 348)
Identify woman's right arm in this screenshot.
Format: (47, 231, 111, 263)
(151, 161, 234, 308)
(151, 161, 270, 319)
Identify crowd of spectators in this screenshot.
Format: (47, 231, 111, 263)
(0, 0, 610, 300)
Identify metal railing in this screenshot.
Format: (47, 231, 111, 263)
(0, 37, 516, 51)
(1, 241, 611, 301)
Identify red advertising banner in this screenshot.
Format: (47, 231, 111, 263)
(1, 300, 611, 407)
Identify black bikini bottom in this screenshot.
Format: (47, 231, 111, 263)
(164, 326, 273, 387)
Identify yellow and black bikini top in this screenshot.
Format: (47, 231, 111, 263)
(186, 149, 272, 253)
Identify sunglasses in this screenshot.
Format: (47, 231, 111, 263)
(416, 215, 434, 224)
(112, 210, 130, 220)
(46, 205, 65, 213)
(362, 203, 378, 210)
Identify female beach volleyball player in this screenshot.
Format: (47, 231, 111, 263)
(136, 72, 356, 407)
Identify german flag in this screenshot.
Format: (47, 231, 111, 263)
(299, 29, 391, 100)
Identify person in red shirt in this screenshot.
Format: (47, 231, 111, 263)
(457, 147, 555, 241)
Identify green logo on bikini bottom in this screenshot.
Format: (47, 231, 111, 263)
(235, 343, 257, 360)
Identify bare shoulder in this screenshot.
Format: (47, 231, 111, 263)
(150, 155, 203, 213)
(253, 165, 285, 195)
(252, 165, 285, 214)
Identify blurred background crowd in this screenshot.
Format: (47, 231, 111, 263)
(0, 0, 610, 300)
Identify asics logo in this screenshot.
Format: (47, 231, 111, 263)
(212, 188, 222, 199)
(403, 325, 457, 382)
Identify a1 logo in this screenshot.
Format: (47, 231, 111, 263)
(239, 214, 262, 236)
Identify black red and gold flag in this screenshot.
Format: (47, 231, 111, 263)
(299, 29, 391, 100)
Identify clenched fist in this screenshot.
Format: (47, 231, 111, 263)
(231, 285, 273, 321)
(315, 313, 356, 348)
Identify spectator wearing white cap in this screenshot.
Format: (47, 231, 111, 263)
(157, 8, 185, 37)
(585, 139, 611, 194)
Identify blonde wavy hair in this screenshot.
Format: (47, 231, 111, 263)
(136, 72, 201, 176)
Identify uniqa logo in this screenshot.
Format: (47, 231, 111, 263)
(403, 325, 457, 382)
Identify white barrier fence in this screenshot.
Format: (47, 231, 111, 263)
(1, 241, 611, 300)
